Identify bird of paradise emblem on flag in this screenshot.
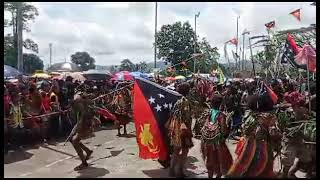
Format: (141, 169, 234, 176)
(139, 124, 160, 153)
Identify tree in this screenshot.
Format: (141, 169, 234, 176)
(70, 52, 96, 71)
(120, 59, 135, 71)
(134, 61, 149, 72)
(196, 38, 221, 74)
(109, 65, 117, 73)
(155, 21, 199, 74)
(23, 53, 44, 74)
(4, 2, 39, 69)
(4, 2, 39, 49)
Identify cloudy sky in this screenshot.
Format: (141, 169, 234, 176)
(4, 2, 316, 68)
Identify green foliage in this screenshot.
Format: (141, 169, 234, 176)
(4, 2, 39, 69)
(156, 21, 199, 73)
(23, 53, 44, 74)
(196, 38, 221, 74)
(120, 59, 135, 71)
(134, 61, 149, 73)
(71, 52, 96, 71)
(253, 28, 316, 78)
(4, 2, 39, 32)
(109, 65, 117, 73)
(4, 47, 17, 68)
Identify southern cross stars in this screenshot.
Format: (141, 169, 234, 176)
(148, 96, 155, 104)
(148, 95, 173, 112)
(155, 104, 162, 112)
(163, 103, 168, 109)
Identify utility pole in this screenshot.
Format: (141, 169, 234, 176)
(17, 3, 24, 72)
(49, 43, 52, 66)
(194, 12, 200, 73)
(236, 16, 240, 71)
(242, 30, 250, 71)
(154, 2, 158, 69)
(248, 37, 256, 77)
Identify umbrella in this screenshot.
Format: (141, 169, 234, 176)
(130, 71, 150, 79)
(47, 62, 80, 72)
(54, 72, 86, 82)
(113, 71, 134, 81)
(82, 69, 112, 81)
(4, 65, 22, 79)
(49, 72, 62, 77)
(165, 77, 176, 81)
(32, 71, 51, 79)
(175, 75, 186, 80)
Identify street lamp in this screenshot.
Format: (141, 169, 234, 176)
(194, 12, 200, 73)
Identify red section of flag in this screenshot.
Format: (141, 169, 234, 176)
(287, 33, 302, 55)
(295, 44, 316, 72)
(290, 9, 301, 21)
(265, 83, 278, 105)
(265, 21, 275, 29)
(96, 108, 117, 121)
(229, 38, 238, 45)
(133, 81, 168, 160)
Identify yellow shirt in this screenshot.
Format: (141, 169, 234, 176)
(10, 104, 24, 128)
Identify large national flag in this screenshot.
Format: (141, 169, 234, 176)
(290, 9, 301, 21)
(133, 77, 181, 160)
(295, 44, 316, 72)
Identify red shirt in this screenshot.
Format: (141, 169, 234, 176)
(4, 95, 11, 116)
(42, 95, 51, 112)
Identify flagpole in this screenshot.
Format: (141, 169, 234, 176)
(236, 16, 239, 71)
(248, 37, 256, 77)
(307, 57, 311, 113)
(154, 2, 158, 69)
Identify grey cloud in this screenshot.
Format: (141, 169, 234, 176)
(14, 2, 315, 66)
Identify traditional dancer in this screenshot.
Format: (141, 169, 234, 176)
(200, 94, 233, 178)
(166, 83, 193, 178)
(278, 89, 314, 178)
(70, 93, 94, 171)
(113, 86, 132, 136)
(227, 95, 282, 178)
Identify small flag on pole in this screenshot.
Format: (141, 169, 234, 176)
(228, 38, 238, 45)
(290, 9, 301, 21)
(265, 21, 275, 29)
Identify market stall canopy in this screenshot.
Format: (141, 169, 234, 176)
(47, 62, 80, 72)
(82, 69, 112, 81)
(4, 65, 22, 79)
(31, 70, 51, 79)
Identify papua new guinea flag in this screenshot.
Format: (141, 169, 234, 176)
(133, 77, 181, 160)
